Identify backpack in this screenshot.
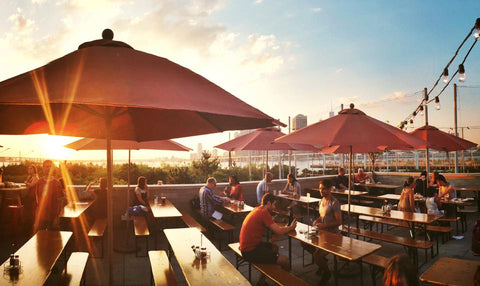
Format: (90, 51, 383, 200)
(190, 195, 200, 210)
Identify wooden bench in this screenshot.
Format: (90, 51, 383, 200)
(438, 216, 461, 235)
(58, 252, 89, 286)
(194, 208, 234, 250)
(228, 242, 309, 286)
(362, 253, 389, 286)
(340, 225, 433, 269)
(134, 216, 150, 257)
(179, 211, 206, 234)
(148, 250, 178, 286)
(87, 218, 107, 258)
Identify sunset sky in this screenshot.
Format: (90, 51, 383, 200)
(0, 0, 479, 161)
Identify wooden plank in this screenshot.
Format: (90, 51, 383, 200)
(60, 201, 94, 218)
(420, 257, 480, 286)
(228, 242, 309, 286)
(341, 204, 442, 224)
(59, 252, 89, 286)
(149, 198, 182, 218)
(134, 216, 150, 236)
(148, 251, 178, 286)
(0, 230, 72, 286)
(179, 211, 206, 234)
(210, 219, 235, 231)
(164, 228, 250, 286)
(362, 253, 389, 269)
(88, 218, 107, 237)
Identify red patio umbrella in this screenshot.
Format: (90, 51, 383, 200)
(0, 29, 281, 284)
(275, 104, 426, 233)
(215, 127, 320, 176)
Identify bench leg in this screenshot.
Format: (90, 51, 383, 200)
(333, 256, 338, 286)
(369, 265, 376, 286)
(358, 259, 363, 286)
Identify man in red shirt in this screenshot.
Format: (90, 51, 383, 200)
(239, 193, 296, 277)
(35, 160, 64, 231)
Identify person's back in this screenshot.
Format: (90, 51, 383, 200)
(398, 177, 415, 213)
(256, 172, 273, 205)
(199, 177, 225, 219)
(383, 254, 418, 286)
(239, 206, 273, 252)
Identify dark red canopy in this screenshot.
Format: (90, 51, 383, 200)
(215, 127, 319, 152)
(65, 138, 191, 151)
(409, 125, 477, 152)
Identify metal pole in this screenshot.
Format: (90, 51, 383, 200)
(278, 151, 281, 179)
(461, 128, 466, 172)
(424, 88, 430, 184)
(454, 83, 459, 173)
(105, 111, 114, 286)
(348, 145, 352, 236)
(248, 151, 252, 181)
(288, 116, 292, 174)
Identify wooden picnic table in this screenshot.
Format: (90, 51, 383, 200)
(163, 227, 250, 286)
(420, 257, 480, 286)
(354, 183, 400, 195)
(378, 194, 474, 207)
(311, 188, 368, 196)
(275, 193, 321, 204)
(60, 201, 94, 218)
(287, 222, 381, 286)
(0, 230, 72, 286)
(221, 201, 254, 214)
(149, 198, 182, 218)
(340, 204, 442, 239)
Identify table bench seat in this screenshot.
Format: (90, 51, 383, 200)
(134, 216, 149, 256)
(88, 218, 107, 258)
(229, 242, 309, 286)
(362, 253, 389, 286)
(148, 250, 178, 286)
(58, 252, 89, 286)
(180, 211, 206, 234)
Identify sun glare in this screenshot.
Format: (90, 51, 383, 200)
(41, 135, 76, 160)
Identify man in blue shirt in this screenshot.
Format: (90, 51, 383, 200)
(199, 177, 229, 219)
(256, 172, 273, 205)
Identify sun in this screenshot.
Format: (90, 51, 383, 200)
(41, 135, 77, 160)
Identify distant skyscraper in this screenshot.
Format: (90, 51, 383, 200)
(292, 114, 307, 131)
(197, 143, 203, 154)
(329, 103, 335, 118)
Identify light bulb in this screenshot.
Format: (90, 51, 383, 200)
(442, 68, 449, 83)
(474, 31, 480, 39)
(458, 64, 466, 82)
(435, 97, 441, 110)
(419, 106, 424, 116)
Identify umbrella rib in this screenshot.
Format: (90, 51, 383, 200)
(74, 104, 105, 118)
(196, 112, 223, 132)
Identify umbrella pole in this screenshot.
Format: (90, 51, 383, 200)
(105, 114, 114, 286)
(425, 147, 430, 186)
(248, 151, 252, 181)
(266, 150, 269, 172)
(348, 146, 352, 236)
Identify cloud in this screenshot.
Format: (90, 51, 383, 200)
(335, 68, 343, 74)
(254, 0, 263, 4)
(356, 91, 418, 109)
(311, 7, 322, 13)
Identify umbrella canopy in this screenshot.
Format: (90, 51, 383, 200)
(64, 138, 191, 151)
(409, 125, 477, 152)
(0, 29, 281, 284)
(215, 127, 319, 152)
(275, 104, 426, 234)
(275, 104, 426, 153)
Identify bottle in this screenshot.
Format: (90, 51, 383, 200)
(14, 255, 19, 266)
(154, 196, 158, 205)
(9, 254, 14, 266)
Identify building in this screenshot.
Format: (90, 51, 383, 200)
(292, 114, 307, 131)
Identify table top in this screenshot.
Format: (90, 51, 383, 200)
(356, 183, 400, 189)
(149, 199, 182, 218)
(311, 188, 368, 196)
(288, 222, 381, 261)
(0, 187, 27, 192)
(378, 194, 474, 206)
(148, 251, 178, 286)
(420, 257, 480, 286)
(456, 187, 480, 192)
(341, 204, 442, 224)
(0, 230, 72, 286)
(378, 194, 401, 200)
(163, 228, 250, 286)
(275, 193, 321, 204)
(60, 201, 94, 218)
(222, 202, 254, 214)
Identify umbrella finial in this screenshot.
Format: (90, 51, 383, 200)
(102, 29, 114, 40)
(349, 103, 354, 109)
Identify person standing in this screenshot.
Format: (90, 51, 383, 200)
(199, 177, 229, 220)
(335, 167, 348, 190)
(256, 172, 273, 205)
(239, 193, 296, 285)
(305, 179, 342, 285)
(35, 160, 64, 231)
(24, 165, 39, 234)
(398, 177, 416, 213)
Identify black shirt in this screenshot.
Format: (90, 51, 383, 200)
(335, 175, 349, 189)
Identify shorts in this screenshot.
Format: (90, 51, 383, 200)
(241, 242, 279, 264)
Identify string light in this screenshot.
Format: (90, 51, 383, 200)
(442, 68, 449, 83)
(474, 18, 480, 38)
(434, 96, 441, 110)
(458, 64, 466, 82)
(419, 105, 424, 116)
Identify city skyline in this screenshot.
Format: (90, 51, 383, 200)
(0, 1, 479, 161)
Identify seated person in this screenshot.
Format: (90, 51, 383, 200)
(281, 173, 301, 197)
(86, 177, 107, 218)
(354, 168, 374, 184)
(429, 171, 440, 188)
(224, 175, 243, 201)
(134, 176, 149, 208)
(335, 167, 348, 190)
(239, 193, 296, 285)
(398, 177, 415, 212)
(256, 172, 273, 206)
(199, 177, 229, 220)
(383, 254, 419, 286)
(425, 186, 443, 215)
(437, 175, 456, 200)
